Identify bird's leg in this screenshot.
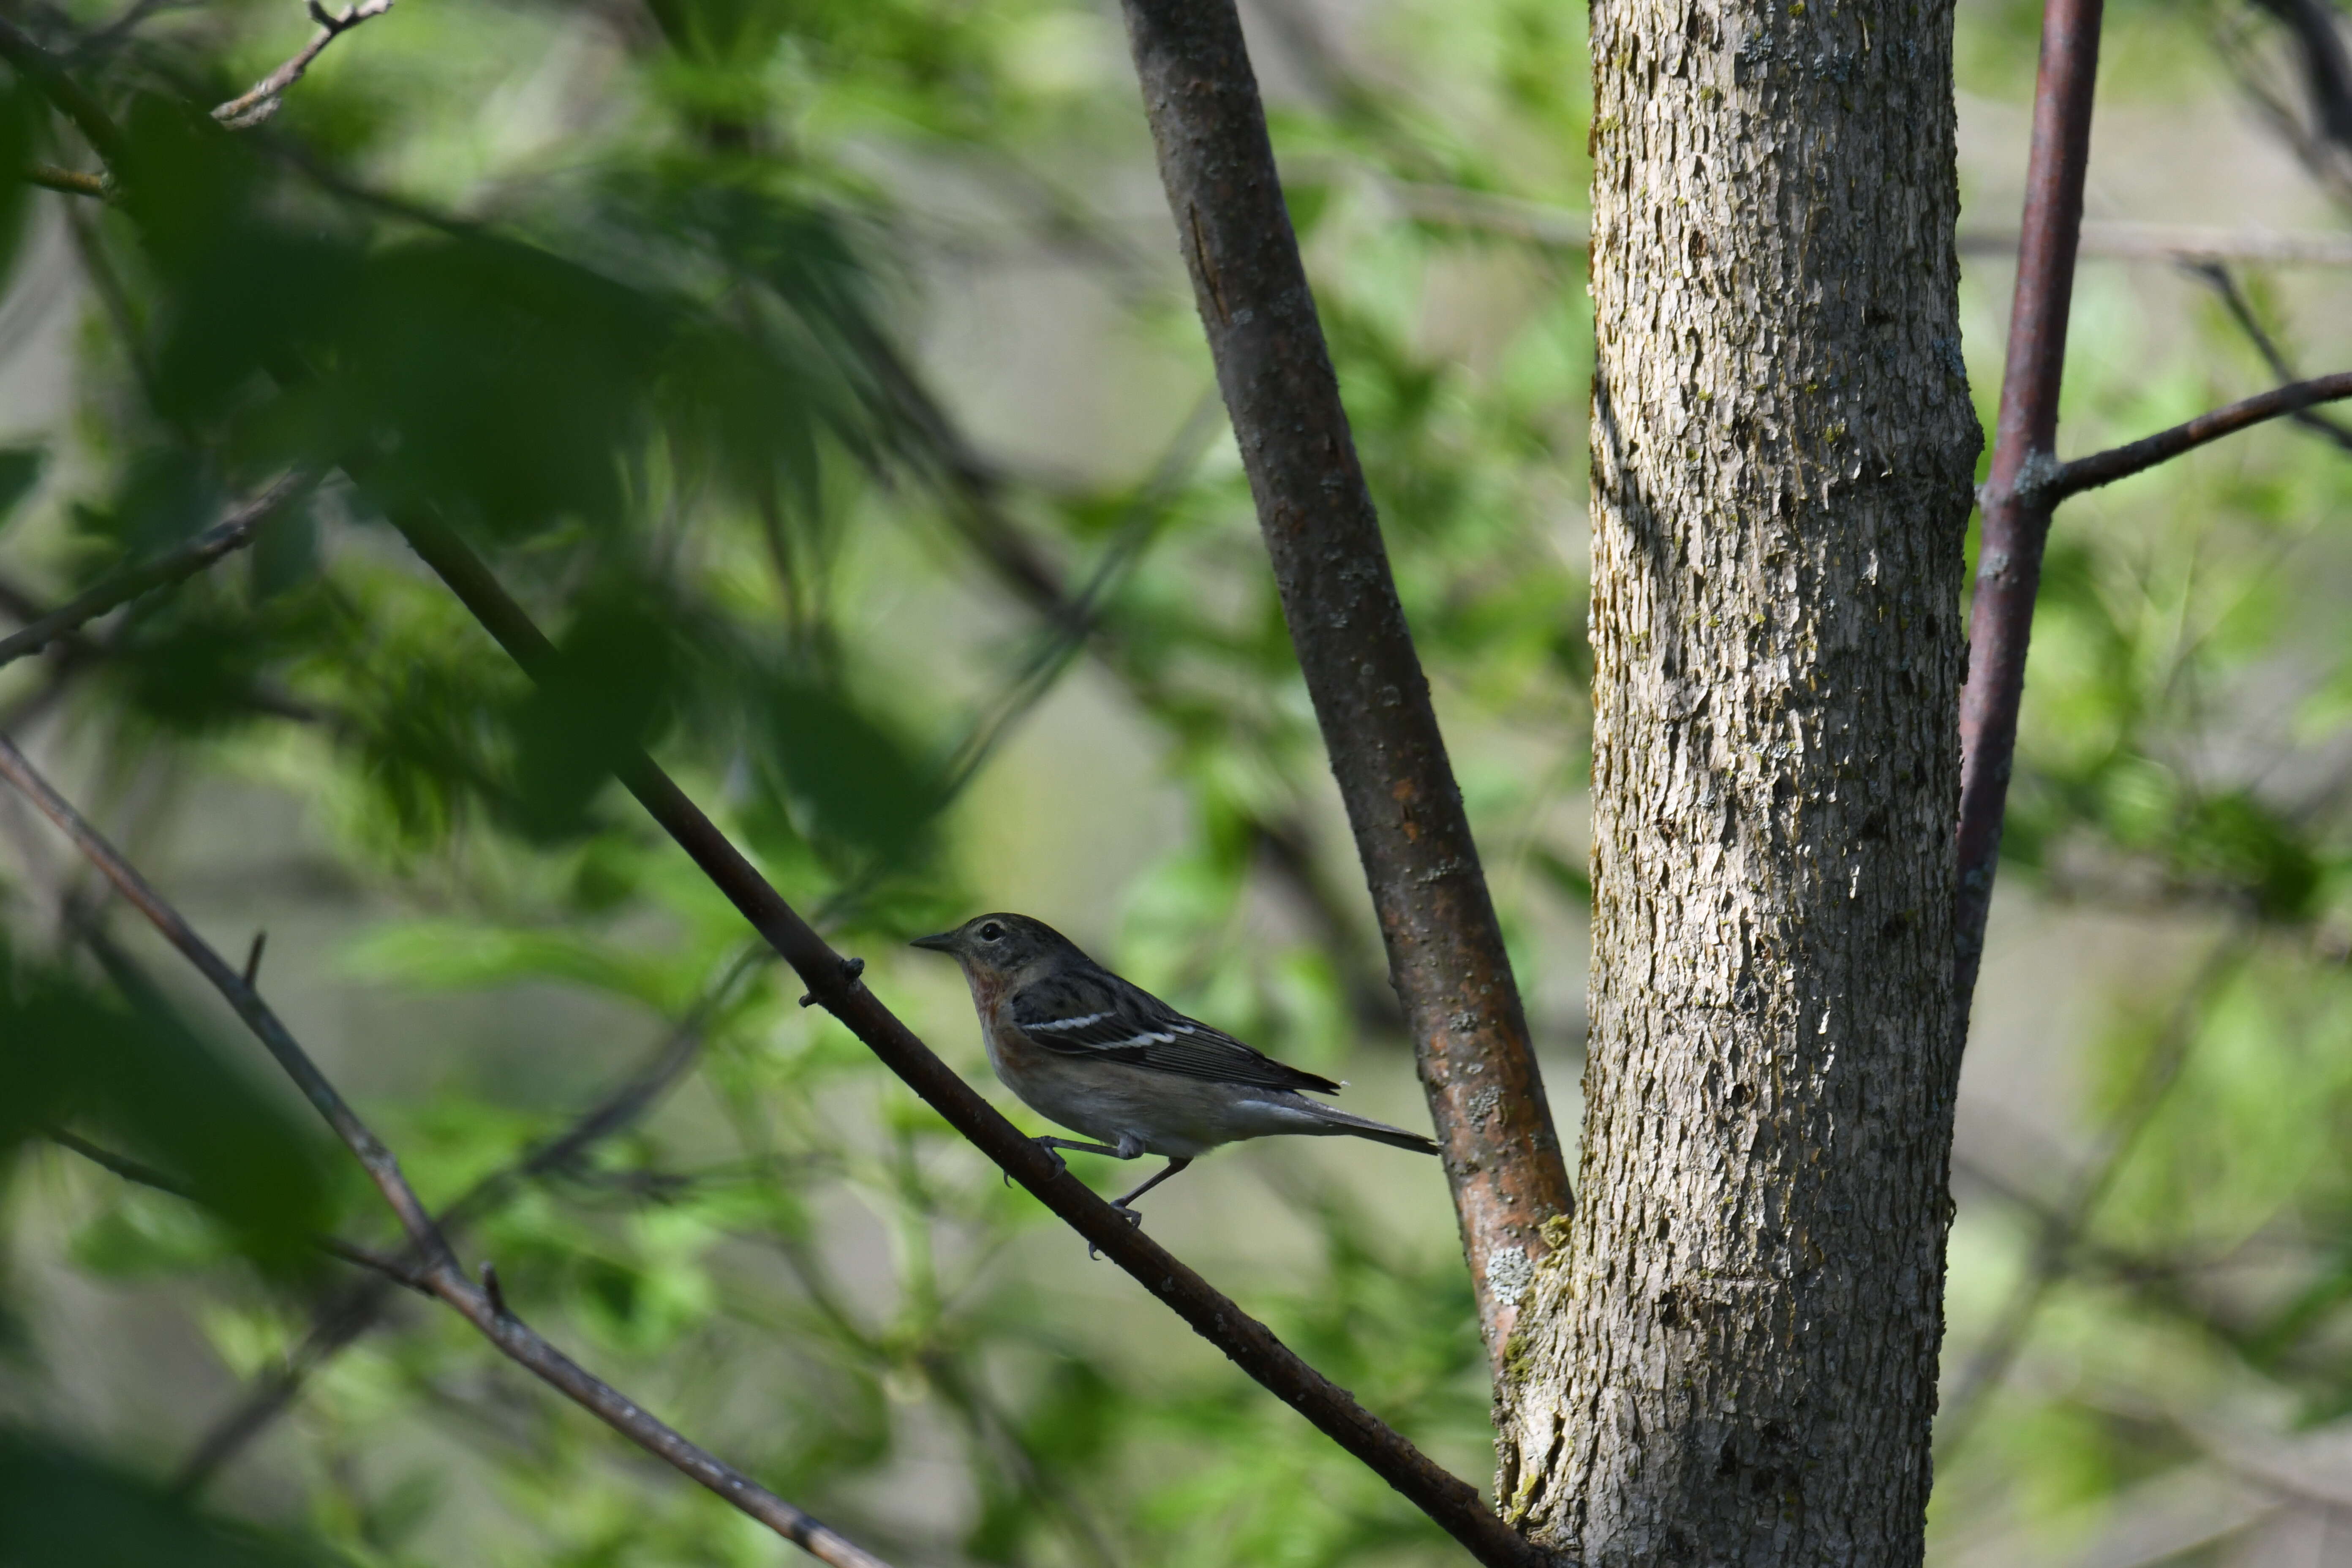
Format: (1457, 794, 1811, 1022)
(1004, 1135, 1130, 1186)
(1038, 1135, 1132, 1161)
(1110, 1157, 1193, 1225)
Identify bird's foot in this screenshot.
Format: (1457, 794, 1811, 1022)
(1086, 1204, 1146, 1260)
(1007, 1138, 1069, 1188)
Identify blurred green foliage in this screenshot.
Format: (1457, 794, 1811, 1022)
(0, 0, 2343, 1563)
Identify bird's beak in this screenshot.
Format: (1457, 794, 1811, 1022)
(909, 931, 959, 954)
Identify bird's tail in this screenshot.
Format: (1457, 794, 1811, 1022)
(1304, 1102, 1441, 1155)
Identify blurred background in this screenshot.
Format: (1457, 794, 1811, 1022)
(0, 0, 2347, 1563)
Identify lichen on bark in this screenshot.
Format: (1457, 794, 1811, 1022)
(1494, 0, 1983, 1557)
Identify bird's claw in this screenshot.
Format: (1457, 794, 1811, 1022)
(1086, 1204, 1146, 1260)
(1009, 1139, 1068, 1188)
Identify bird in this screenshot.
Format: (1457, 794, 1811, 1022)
(911, 912, 1438, 1233)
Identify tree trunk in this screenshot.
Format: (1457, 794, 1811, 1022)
(1494, 0, 1982, 1556)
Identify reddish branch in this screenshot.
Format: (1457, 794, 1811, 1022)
(1952, 0, 2352, 1021)
(0, 734, 891, 1568)
(1110, 0, 1571, 1356)
(386, 512, 1550, 1568)
(1952, 0, 2105, 1012)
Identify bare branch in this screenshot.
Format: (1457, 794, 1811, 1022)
(1110, 0, 1571, 1359)
(0, 15, 128, 169)
(212, 0, 395, 130)
(0, 471, 317, 672)
(0, 738, 890, 1568)
(0, 730, 455, 1261)
(27, 163, 106, 198)
(45, 1127, 437, 1293)
(2047, 370, 2352, 498)
(2180, 259, 2352, 451)
(383, 511, 1551, 1568)
(1954, 0, 2104, 1023)
(175, 945, 763, 1491)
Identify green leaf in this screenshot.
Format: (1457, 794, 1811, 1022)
(0, 1433, 325, 1567)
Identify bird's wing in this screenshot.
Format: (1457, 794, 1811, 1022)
(1008, 968, 1343, 1095)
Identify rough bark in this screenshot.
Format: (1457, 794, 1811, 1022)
(1114, 0, 1573, 1356)
(1494, 0, 1982, 1557)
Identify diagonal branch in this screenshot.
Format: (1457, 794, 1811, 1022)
(0, 733, 890, 1568)
(2045, 370, 2352, 498)
(0, 471, 317, 672)
(383, 510, 1550, 1568)
(212, 0, 395, 130)
(1109, 0, 1570, 1358)
(172, 945, 764, 1492)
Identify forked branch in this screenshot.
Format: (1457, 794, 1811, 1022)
(0, 733, 891, 1568)
(213, 0, 394, 129)
(1953, 0, 2104, 1016)
(1952, 0, 2343, 1042)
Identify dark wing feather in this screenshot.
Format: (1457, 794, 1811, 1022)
(1009, 967, 1342, 1094)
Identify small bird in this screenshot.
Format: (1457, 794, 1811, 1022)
(911, 912, 1438, 1230)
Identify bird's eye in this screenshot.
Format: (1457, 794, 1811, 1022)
(978, 921, 1004, 942)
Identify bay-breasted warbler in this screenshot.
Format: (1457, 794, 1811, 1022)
(912, 912, 1438, 1227)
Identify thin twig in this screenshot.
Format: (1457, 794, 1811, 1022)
(174, 945, 765, 1492)
(0, 731, 456, 1262)
(0, 471, 317, 671)
(44, 1127, 436, 1293)
(1936, 932, 2247, 1459)
(2046, 370, 2352, 498)
(0, 741, 888, 1568)
(384, 511, 1550, 1568)
(2180, 259, 2352, 451)
(27, 164, 106, 198)
(212, 0, 395, 130)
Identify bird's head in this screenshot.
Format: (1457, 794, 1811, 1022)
(909, 912, 1086, 982)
